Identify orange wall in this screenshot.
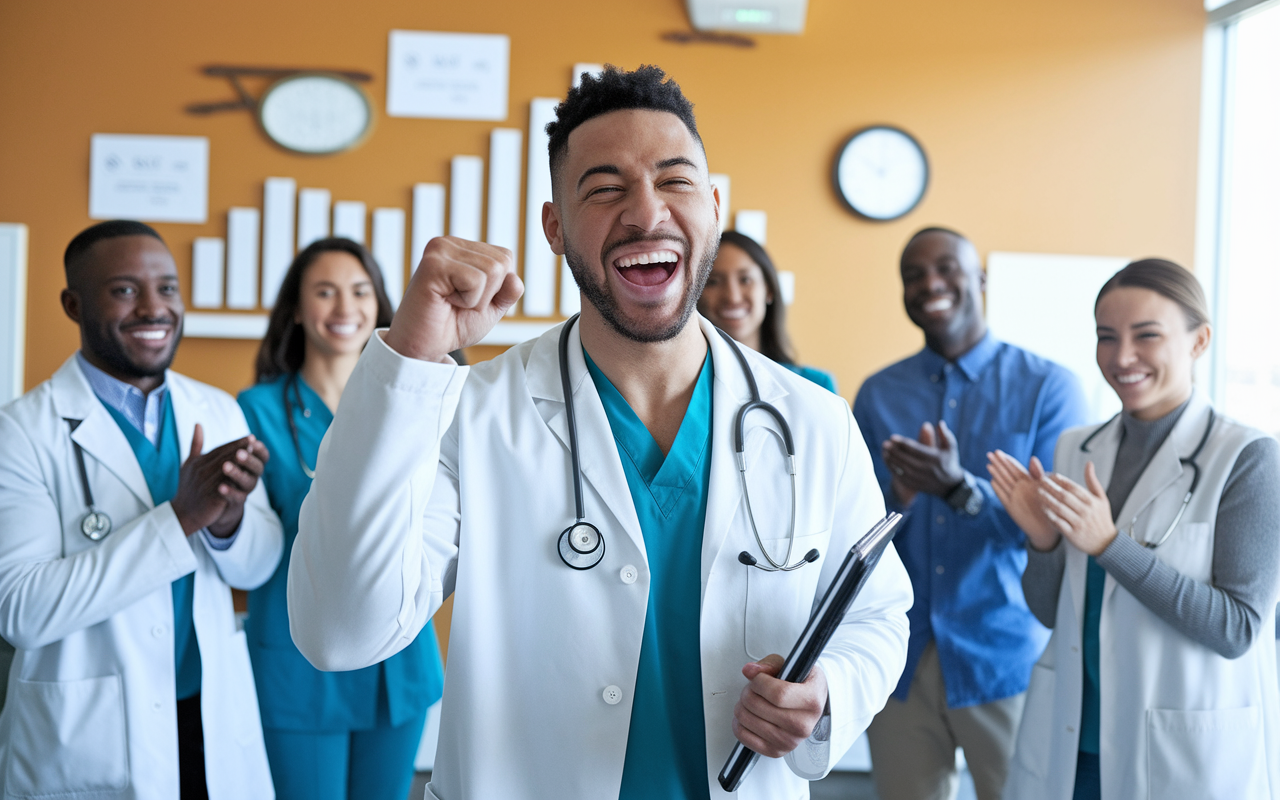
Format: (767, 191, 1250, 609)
(1, 0, 1206, 397)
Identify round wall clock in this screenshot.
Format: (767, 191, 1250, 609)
(257, 73, 373, 155)
(833, 126, 929, 221)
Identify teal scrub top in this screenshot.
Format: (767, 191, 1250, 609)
(782, 362, 837, 394)
(102, 396, 202, 700)
(584, 350, 714, 800)
(1080, 557, 1106, 753)
(238, 375, 444, 731)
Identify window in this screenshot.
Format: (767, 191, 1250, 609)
(1202, 0, 1280, 435)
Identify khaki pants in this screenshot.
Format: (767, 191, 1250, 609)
(867, 643, 1025, 800)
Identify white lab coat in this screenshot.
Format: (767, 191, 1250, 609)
(1004, 390, 1280, 800)
(0, 356, 282, 800)
(289, 317, 913, 800)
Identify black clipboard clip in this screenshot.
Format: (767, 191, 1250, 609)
(717, 511, 905, 792)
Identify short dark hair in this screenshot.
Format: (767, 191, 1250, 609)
(902, 226, 967, 256)
(717, 230, 798, 365)
(253, 237, 395, 382)
(1096, 258, 1210, 330)
(546, 64, 702, 188)
(64, 220, 165, 286)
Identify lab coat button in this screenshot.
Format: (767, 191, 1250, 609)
(603, 685, 623, 705)
(1067, 725, 1075, 733)
(620, 565, 638, 585)
(152, 701, 162, 711)
(151, 625, 165, 638)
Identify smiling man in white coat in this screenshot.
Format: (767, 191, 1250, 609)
(288, 65, 912, 800)
(0, 221, 282, 800)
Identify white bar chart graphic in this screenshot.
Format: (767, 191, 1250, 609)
(226, 208, 260, 310)
(333, 201, 367, 244)
(261, 177, 296, 308)
(298, 188, 331, 249)
(411, 183, 446, 274)
(182, 146, 753, 339)
(450, 155, 484, 241)
(522, 98, 560, 317)
(372, 208, 406, 304)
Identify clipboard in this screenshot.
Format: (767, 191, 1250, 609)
(717, 511, 905, 792)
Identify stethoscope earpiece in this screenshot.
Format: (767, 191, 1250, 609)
(738, 547, 820, 572)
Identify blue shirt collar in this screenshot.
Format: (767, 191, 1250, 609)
(918, 332, 999, 382)
(76, 351, 168, 445)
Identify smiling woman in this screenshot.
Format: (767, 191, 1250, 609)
(987, 258, 1280, 800)
(699, 230, 837, 393)
(235, 237, 445, 800)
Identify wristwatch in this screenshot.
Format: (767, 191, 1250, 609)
(944, 472, 983, 517)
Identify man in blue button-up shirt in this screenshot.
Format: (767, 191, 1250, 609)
(853, 228, 1086, 800)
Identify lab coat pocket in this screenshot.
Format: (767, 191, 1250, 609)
(1011, 663, 1055, 779)
(1147, 706, 1267, 800)
(5, 674, 128, 797)
(744, 532, 825, 661)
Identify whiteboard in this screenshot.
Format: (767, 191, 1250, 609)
(986, 251, 1128, 425)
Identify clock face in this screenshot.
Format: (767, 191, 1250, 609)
(258, 74, 372, 155)
(833, 126, 929, 221)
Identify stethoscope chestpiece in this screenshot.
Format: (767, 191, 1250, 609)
(81, 508, 112, 541)
(558, 521, 605, 570)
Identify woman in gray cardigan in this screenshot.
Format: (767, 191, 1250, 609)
(987, 259, 1280, 800)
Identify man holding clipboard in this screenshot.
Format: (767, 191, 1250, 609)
(288, 65, 912, 799)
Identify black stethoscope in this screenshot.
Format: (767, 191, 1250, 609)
(284, 373, 316, 480)
(1079, 408, 1216, 549)
(555, 314, 819, 572)
(64, 418, 112, 541)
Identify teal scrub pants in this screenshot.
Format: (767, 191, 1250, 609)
(262, 706, 429, 800)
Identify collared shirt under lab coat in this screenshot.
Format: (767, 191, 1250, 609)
(288, 316, 913, 800)
(1004, 389, 1280, 800)
(0, 356, 283, 800)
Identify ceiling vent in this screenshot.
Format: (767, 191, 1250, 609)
(686, 0, 809, 34)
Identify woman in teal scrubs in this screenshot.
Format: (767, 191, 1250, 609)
(697, 230, 838, 392)
(238, 238, 444, 800)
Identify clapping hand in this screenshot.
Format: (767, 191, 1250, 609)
(882, 420, 966, 507)
(171, 423, 270, 537)
(986, 450, 1059, 551)
(1035, 463, 1118, 557)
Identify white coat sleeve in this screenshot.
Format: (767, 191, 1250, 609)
(198, 402, 283, 592)
(784, 402, 913, 780)
(0, 411, 198, 651)
(288, 331, 468, 671)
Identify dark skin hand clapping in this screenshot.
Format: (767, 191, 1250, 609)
(881, 420, 965, 507)
(170, 423, 270, 537)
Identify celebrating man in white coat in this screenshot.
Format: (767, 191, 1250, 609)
(0, 221, 282, 800)
(289, 65, 912, 800)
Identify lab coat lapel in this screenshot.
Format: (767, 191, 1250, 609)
(50, 357, 152, 508)
(167, 372, 209, 463)
(699, 316, 787, 593)
(1067, 416, 1122, 627)
(1102, 390, 1212, 603)
(526, 321, 647, 561)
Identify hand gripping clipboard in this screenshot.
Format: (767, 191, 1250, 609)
(717, 511, 905, 792)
